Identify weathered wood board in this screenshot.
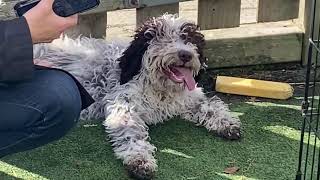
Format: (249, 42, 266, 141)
(65, 12, 108, 38)
(203, 21, 303, 68)
(0, 0, 191, 19)
(198, 0, 241, 30)
(297, 0, 320, 65)
(257, 0, 300, 22)
(136, 3, 179, 27)
(0, 0, 305, 68)
(0, 0, 190, 38)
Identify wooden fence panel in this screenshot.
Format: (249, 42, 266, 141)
(0, 0, 306, 68)
(203, 21, 303, 67)
(0, 0, 191, 19)
(198, 0, 241, 30)
(65, 12, 108, 38)
(310, 1, 320, 65)
(136, 3, 179, 27)
(258, 0, 300, 22)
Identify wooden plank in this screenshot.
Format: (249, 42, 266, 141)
(64, 11, 108, 38)
(257, 0, 300, 22)
(198, 0, 241, 30)
(136, 3, 179, 27)
(0, 0, 192, 19)
(296, 0, 307, 28)
(309, 1, 320, 66)
(202, 21, 303, 68)
(86, 0, 186, 14)
(299, 0, 320, 65)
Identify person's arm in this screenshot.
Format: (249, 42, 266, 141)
(0, 0, 77, 82)
(0, 17, 34, 82)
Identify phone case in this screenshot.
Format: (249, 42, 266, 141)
(14, 0, 40, 17)
(14, 0, 100, 17)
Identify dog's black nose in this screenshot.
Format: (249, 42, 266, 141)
(178, 50, 193, 62)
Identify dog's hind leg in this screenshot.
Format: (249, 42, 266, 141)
(103, 103, 157, 180)
(181, 90, 241, 140)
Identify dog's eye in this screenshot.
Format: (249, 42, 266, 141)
(180, 34, 187, 40)
(144, 30, 156, 40)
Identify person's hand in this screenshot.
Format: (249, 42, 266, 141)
(23, 0, 78, 44)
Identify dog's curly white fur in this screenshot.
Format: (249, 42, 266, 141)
(34, 14, 241, 179)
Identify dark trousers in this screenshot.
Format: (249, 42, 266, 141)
(0, 69, 82, 157)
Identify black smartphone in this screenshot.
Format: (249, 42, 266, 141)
(14, 0, 100, 17)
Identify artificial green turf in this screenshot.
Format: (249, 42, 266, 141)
(0, 97, 313, 180)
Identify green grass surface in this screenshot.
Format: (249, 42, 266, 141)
(0, 97, 312, 180)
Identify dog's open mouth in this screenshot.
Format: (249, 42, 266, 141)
(163, 66, 196, 91)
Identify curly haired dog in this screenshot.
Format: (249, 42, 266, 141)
(34, 14, 241, 180)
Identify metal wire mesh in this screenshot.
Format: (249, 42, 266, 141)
(296, 0, 320, 179)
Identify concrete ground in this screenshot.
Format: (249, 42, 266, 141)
(106, 0, 258, 41)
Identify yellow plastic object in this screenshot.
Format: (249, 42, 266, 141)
(215, 76, 294, 100)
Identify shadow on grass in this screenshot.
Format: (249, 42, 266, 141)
(0, 98, 316, 180)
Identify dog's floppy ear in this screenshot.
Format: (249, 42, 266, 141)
(118, 19, 156, 84)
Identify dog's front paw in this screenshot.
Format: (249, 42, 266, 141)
(220, 122, 241, 140)
(125, 156, 156, 180)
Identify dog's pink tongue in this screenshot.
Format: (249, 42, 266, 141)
(174, 67, 196, 91)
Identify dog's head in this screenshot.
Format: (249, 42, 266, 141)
(119, 14, 207, 92)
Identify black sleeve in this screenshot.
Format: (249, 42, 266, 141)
(0, 16, 34, 82)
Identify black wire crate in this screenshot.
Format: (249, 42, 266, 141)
(296, 0, 320, 179)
